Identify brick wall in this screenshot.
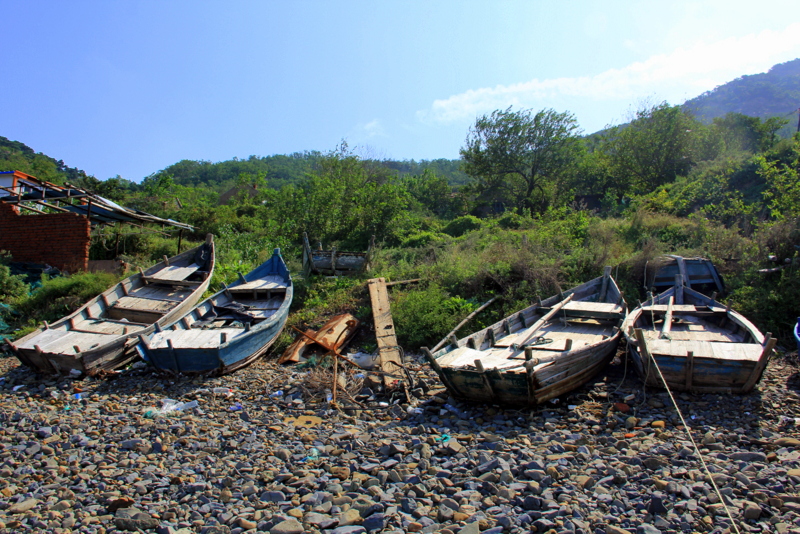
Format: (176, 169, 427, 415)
(0, 203, 91, 272)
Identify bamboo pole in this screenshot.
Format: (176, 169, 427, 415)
(431, 296, 498, 352)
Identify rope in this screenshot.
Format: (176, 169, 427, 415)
(645, 353, 742, 534)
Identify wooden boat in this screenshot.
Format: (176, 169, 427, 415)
(622, 282, 776, 393)
(302, 233, 374, 277)
(423, 267, 626, 406)
(9, 235, 215, 375)
(645, 255, 724, 295)
(136, 248, 292, 375)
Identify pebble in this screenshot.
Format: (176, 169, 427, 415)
(2, 350, 800, 534)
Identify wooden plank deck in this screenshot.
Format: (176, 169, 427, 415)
(647, 339, 763, 361)
(111, 297, 178, 314)
(127, 285, 193, 302)
(229, 275, 287, 292)
(17, 329, 116, 354)
(495, 316, 615, 348)
(368, 278, 403, 384)
(149, 328, 245, 349)
(148, 263, 200, 282)
(72, 318, 148, 335)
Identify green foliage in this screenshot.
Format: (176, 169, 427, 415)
(279, 142, 411, 249)
(392, 283, 478, 350)
(461, 107, 582, 215)
(402, 169, 460, 218)
(400, 231, 446, 249)
(442, 215, 482, 237)
(600, 103, 702, 194)
(13, 272, 119, 327)
(495, 212, 529, 230)
(757, 138, 800, 221)
(0, 255, 27, 301)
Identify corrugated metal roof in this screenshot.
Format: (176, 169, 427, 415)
(0, 170, 194, 230)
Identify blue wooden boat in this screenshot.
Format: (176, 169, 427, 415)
(622, 283, 776, 393)
(794, 317, 800, 352)
(136, 248, 292, 375)
(645, 255, 724, 296)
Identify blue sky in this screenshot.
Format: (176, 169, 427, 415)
(4, 1, 800, 182)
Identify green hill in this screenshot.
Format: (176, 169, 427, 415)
(0, 136, 90, 185)
(683, 58, 800, 126)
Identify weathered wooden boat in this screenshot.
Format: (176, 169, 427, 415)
(9, 235, 215, 375)
(645, 255, 724, 295)
(302, 233, 374, 277)
(423, 267, 627, 406)
(622, 282, 776, 393)
(136, 248, 292, 375)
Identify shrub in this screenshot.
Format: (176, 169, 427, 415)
(442, 215, 482, 237)
(14, 271, 119, 327)
(0, 265, 26, 301)
(392, 284, 478, 350)
(400, 232, 446, 249)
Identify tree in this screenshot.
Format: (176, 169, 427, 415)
(460, 107, 582, 215)
(602, 102, 699, 194)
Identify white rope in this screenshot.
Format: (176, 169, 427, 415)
(645, 354, 742, 534)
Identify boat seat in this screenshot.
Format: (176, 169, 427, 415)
(228, 275, 287, 293)
(646, 339, 763, 361)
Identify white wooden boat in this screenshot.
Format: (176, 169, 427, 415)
(9, 235, 215, 375)
(424, 268, 627, 406)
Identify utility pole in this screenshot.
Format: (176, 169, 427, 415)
(797, 107, 800, 134)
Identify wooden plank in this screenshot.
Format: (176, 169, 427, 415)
(149, 328, 244, 349)
(646, 339, 763, 361)
(495, 294, 573, 347)
(72, 319, 147, 335)
(368, 278, 403, 384)
(127, 285, 193, 303)
(111, 297, 177, 314)
(149, 263, 200, 282)
(229, 275, 287, 291)
(22, 330, 116, 354)
(227, 297, 283, 310)
(741, 336, 777, 392)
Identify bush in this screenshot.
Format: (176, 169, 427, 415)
(496, 212, 528, 230)
(442, 215, 482, 237)
(400, 232, 446, 248)
(392, 284, 478, 350)
(13, 271, 120, 327)
(0, 265, 26, 301)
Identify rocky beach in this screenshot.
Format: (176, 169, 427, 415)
(1, 349, 799, 534)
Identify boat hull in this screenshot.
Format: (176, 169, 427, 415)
(622, 285, 773, 394)
(426, 268, 627, 407)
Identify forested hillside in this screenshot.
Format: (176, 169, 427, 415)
(684, 58, 800, 128)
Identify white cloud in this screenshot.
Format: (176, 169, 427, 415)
(419, 23, 800, 124)
(358, 119, 386, 138)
